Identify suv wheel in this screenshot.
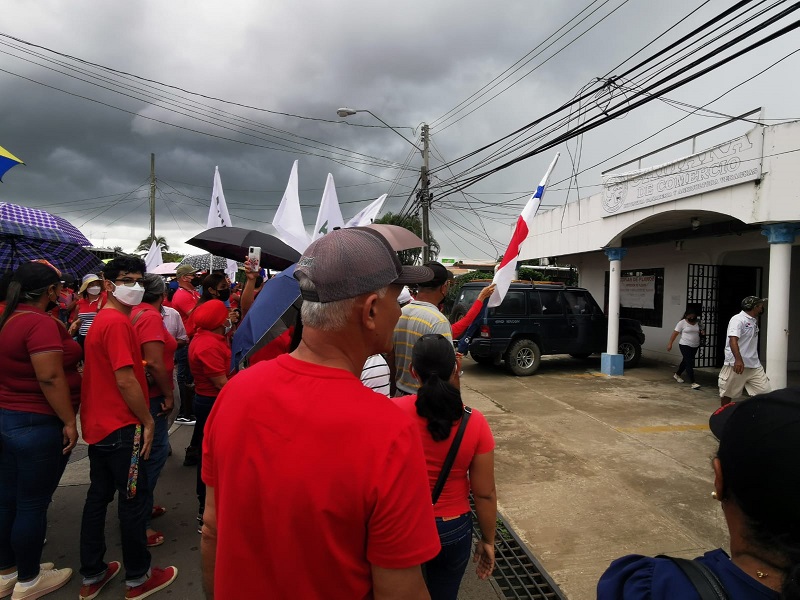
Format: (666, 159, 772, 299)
(505, 339, 542, 376)
(619, 336, 642, 368)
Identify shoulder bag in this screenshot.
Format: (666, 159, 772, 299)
(431, 406, 472, 505)
(656, 555, 729, 600)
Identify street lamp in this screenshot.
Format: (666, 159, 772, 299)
(337, 107, 432, 262)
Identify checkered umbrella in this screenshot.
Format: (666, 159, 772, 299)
(0, 201, 100, 277)
(179, 254, 235, 272)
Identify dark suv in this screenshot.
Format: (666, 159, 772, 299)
(452, 281, 645, 376)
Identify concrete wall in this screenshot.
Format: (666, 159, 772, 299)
(566, 231, 800, 370)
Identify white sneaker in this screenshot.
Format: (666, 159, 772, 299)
(673, 374, 684, 383)
(0, 565, 55, 598)
(691, 383, 701, 390)
(11, 567, 72, 600)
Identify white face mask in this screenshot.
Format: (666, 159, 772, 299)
(111, 282, 145, 307)
(87, 285, 102, 295)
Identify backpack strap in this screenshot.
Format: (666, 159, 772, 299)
(431, 406, 472, 505)
(656, 555, 729, 600)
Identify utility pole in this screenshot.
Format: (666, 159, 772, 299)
(419, 123, 431, 263)
(149, 153, 156, 241)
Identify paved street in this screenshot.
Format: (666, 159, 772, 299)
(38, 355, 796, 599)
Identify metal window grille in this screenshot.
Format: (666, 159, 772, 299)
(686, 264, 718, 368)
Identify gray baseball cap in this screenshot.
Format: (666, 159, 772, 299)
(294, 227, 434, 303)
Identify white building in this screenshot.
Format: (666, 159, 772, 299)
(519, 119, 800, 386)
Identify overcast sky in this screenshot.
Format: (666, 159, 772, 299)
(1, 0, 798, 260)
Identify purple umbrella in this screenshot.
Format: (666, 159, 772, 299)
(0, 201, 100, 276)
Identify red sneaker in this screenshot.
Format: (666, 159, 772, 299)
(124, 567, 178, 600)
(79, 561, 121, 600)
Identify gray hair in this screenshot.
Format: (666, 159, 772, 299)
(299, 279, 387, 331)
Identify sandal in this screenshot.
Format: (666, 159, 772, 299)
(146, 531, 165, 547)
(151, 506, 167, 519)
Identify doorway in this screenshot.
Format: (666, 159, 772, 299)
(687, 264, 762, 368)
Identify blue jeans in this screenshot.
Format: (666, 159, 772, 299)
(144, 397, 170, 530)
(0, 409, 68, 580)
(80, 425, 150, 584)
(677, 344, 699, 383)
(424, 513, 473, 600)
(193, 394, 216, 511)
(174, 346, 193, 386)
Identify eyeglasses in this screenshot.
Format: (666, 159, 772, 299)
(114, 277, 143, 287)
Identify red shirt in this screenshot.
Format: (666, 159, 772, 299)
(0, 306, 82, 415)
(131, 304, 177, 399)
(393, 395, 495, 517)
(188, 330, 230, 397)
(171, 286, 199, 327)
(202, 354, 440, 599)
(81, 308, 148, 444)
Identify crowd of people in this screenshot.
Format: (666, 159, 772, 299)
(0, 226, 791, 600)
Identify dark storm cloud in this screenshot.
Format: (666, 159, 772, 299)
(1, 0, 799, 257)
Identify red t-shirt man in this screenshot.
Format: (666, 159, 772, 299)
(131, 304, 177, 399)
(188, 329, 230, 397)
(81, 308, 148, 444)
(202, 354, 441, 599)
(171, 286, 199, 328)
(393, 395, 495, 517)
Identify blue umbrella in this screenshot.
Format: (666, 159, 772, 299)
(231, 264, 301, 370)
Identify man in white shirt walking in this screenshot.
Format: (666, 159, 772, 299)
(719, 296, 771, 406)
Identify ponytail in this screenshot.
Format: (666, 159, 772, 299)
(415, 372, 463, 442)
(0, 281, 22, 331)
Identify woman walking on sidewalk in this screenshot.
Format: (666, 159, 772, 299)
(667, 310, 705, 390)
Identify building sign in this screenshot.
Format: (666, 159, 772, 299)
(439, 257, 459, 265)
(601, 132, 762, 216)
(620, 275, 656, 309)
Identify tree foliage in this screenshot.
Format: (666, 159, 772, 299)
(374, 212, 439, 265)
(136, 235, 170, 252)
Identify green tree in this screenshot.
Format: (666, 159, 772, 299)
(136, 235, 170, 252)
(374, 212, 440, 265)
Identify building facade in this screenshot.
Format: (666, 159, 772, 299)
(519, 120, 800, 386)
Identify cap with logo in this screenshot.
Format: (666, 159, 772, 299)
(294, 227, 434, 303)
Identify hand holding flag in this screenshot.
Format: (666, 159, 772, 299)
(488, 153, 559, 308)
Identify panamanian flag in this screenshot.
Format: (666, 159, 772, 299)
(488, 153, 560, 308)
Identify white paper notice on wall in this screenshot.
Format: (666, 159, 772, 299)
(670, 295, 682, 306)
(620, 275, 656, 309)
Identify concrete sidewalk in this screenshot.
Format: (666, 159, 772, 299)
(44, 423, 503, 600)
(457, 354, 798, 599)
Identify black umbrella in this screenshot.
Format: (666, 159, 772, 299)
(185, 227, 299, 271)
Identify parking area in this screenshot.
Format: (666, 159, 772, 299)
(458, 353, 790, 599)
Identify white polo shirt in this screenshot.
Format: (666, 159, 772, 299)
(724, 311, 761, 368)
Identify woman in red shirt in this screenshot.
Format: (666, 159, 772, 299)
(393, 334, 497, 600)
(0, 262, 79, 598)
(188, 300, 231, 532)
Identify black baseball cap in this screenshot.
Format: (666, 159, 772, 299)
(419, 261, 455, 288)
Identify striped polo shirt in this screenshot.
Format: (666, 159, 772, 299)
(393, 300, 453, 394)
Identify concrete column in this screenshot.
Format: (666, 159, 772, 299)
(602, 247, 627, 376)
(761, 223, 798, 390)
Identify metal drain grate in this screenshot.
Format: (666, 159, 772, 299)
(471, 502, 567, 599)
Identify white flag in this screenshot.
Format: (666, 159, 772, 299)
(345, 193, 387, 228)
(207, 166, 238, 280)
(272, 160, 311, 253)
(144, 239, 163, 272)
(312, 173, 345, 241)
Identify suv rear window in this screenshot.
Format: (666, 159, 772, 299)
(539, 289, 564, 315)
(490, 290, 526, 316)
(457, 287, 482, 308)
